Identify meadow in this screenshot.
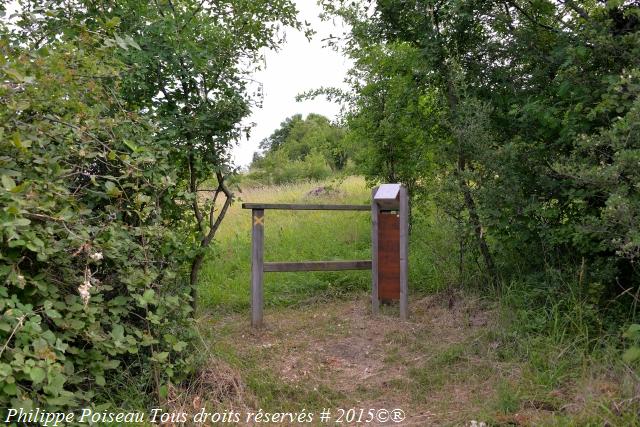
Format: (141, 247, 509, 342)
(194, 177, 640, 425)
(199, 176, 459, 314)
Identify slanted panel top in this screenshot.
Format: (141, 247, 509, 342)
(374, 183, 401, 209)
(374, 184, 401, 201)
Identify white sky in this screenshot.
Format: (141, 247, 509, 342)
(233, 0, 352, 168)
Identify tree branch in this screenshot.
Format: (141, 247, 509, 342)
(562, 0, 591, 22)
(188, 153, 204, 234)
(203, 171, 233, 246)
(504, 0, 558, 33)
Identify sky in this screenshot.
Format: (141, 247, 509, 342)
(233, 1, 352, 168)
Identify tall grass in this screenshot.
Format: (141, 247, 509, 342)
(199, 177, 372, 313)
(199, 176, 466, 314)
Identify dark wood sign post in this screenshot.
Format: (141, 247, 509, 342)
(371, 184, 409, 320)
(242, 184, 408, 328)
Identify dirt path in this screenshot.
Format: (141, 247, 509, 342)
(203, 291, 545, 426)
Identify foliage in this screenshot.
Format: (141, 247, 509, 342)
(14, 0, 302, 307)
(1, 0, 304, 411)
(341, 41, 447, 201)
(96, 0, 302, 302)
(322, 0, 640, 307)
(0, 19, 194, 411)
(248, 149, 333, 186)
(258, 114, 304, 153)
(248, 113, 351, 185)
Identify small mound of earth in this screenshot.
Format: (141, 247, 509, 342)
(306, 186, 340, 197)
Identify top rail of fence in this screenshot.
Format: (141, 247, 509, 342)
(241, 203, 370, 211)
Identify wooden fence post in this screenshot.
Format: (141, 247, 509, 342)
(371, 187, 380, 315)
(251, 209, 264, 327)
(399, 186, 409, 320)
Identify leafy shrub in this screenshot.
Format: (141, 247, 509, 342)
(246, 149, 332, 185)
(0, 25, 193, 411)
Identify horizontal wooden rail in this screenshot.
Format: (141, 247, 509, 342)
(264, 260, 372, 272)
(242, 203, 369, 211)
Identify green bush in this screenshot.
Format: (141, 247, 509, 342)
(0, 26, 193, 411)
(246, 149, 332, 185)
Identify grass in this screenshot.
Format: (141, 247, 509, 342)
(198, 177, 372, 313)
(194, 176, 640, 425)
(199, 176, 462, 314)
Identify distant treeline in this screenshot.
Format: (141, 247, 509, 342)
(244, 113, 358, 185)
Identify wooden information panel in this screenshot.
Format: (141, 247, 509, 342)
(243, 184, 408, 327)
(377, 211, 400, 301)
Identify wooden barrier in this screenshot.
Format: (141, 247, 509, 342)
(242, 185, 408, 327)
(264, 260, 372, 272)
(243, 203, 370, 211)
(242, 203, 370, 328)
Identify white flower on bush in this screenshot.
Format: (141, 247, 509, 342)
(78, 267, 93, 306)
(78, 280, 92, 306)
(89, 252, 103, 261)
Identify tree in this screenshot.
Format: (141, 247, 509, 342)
(323, 0, 640, 296)
(339, 40, 446, 200)
(259, 114, 304, 152)
(251, 113, 351, 183)
(12, 0, 303, 309)
(104, 0, 301, 309)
